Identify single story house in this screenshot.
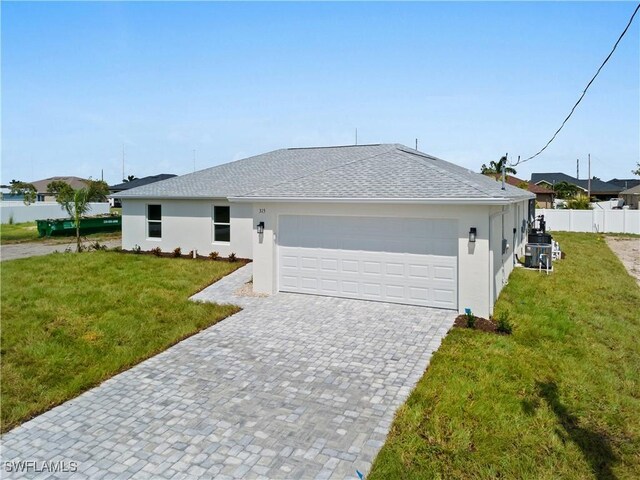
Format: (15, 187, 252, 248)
(608, 178, 640, 190)
(620, 184, 640, 209)
(484, 173, 554, 208)
(530, 172, 622, 201)
(117, 144, 533, 318)
(12, 176, 90, 202)
(109, 174, 177, 207)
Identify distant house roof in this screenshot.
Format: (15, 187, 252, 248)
(29, 176, 89, 193)
(484, 174, 553, 194)
(530, 172, 622, 195)
(620, 184, 640, 195)
(116, 144, 533, 204)
(109, 174, 177, 194)
(608, 178, 640, 189)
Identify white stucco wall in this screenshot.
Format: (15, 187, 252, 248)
(249, 202, 496, 317)
(121, 199, 253, 259)
(488, 200, 529, 313)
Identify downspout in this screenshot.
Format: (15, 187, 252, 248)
(488, 206, 509, 315)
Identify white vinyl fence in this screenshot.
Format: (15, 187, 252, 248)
(0, 202, 110, 224)
(538, 208, 640, 234)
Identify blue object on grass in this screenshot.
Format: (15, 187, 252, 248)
(356, 470, 364, 479)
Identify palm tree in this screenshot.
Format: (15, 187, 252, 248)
(123, 175, 137, 183)
(480, 156, 517, 175)
(59, 183, 105, 252)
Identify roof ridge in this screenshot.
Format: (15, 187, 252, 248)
(396, 148, 505, 198)
(238, 145, 398, 196)
(287, 144, 382, 150)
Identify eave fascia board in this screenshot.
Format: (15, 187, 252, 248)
(227, 196, 533, 205)
(112, 195, 227, 201)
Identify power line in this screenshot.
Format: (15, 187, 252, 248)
(513, 2, 640, 167)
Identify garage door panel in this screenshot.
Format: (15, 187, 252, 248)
(278, 215, 457, 310)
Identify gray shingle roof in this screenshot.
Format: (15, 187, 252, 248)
(117, 144, 533, 203)
(109, 174, 177, 193)
(530, 172, 622, 194)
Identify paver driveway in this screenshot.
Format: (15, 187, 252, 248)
(1, 265, 456, 479)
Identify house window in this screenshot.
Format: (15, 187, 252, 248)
(213, 206, 230, 242)
(147, 204, 162, 238)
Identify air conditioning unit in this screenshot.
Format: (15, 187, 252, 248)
(525, 243, 552, 269)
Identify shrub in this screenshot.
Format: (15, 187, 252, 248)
(132, 244, 142, 254)
(209, 251, 219, 260)
(566, 194, 591, 210)
(228, 252, 237, 262)
(91, 241, 107, 251)
(151, 247, 162, 257)
(496, 312, 513, 334)
(465, 309, 476, 329)
(173, 247, 182, 258)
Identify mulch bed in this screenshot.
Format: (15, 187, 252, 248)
(120, 248, 250, 263)
(454, 314, 500, 334)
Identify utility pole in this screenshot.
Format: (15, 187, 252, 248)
(193, 149, 196, 173)
(122, 144, 125, 182)
(587, 153, 591, 199)
(355, 128, 358, 145)
(415, 138, 418, 150)
(501, 153, 507, 190)
(576, 159, 579, 179)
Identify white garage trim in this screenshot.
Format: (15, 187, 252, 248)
(277, 215, 458, 310)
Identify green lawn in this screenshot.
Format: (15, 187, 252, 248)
(369, 233, 640, 479)
(0, 221, 122, 245)
(1, 252, 242, 432)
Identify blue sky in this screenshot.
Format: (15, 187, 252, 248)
(2, 1, 638, 185)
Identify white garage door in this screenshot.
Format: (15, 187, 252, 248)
(278, 215, 458, 309)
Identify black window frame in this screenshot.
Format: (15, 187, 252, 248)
(213, 205, 231, 243)
(147, 204, 162, 239)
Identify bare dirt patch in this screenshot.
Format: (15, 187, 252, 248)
(605, 237, 640, 287)
(235, 281, 268, 298)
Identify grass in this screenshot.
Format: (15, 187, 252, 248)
(0, 221, 121, 245)
(369, 233, 640, 480)
(0, 251, 242, 432)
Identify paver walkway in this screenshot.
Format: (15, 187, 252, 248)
(1, 264, 456, 479)
(0, 239, 121, 261)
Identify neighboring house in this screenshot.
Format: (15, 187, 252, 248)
(530, 172, 622, 201)
(620, 184, 640, 209)
(116, 144, 534, 318)
(30, 176, 90, 202)
(608, 178, 640, 190)
(484, 173, 554, 208)
(109, 174, 177, 207)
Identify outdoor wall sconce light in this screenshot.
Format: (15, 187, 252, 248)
(257, 221, 265, 235)
(469, 227, 477, 243)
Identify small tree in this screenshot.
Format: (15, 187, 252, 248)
(85, 179, 109, 201)
(480, 156, 517, 175)
(552, 181, 580, 199)
(633, 162, 640, 176)
(9, 180, 37, 205)
(46, 180, 74, 202)
(61, 189, 92, 252)
(566, 194, 591, 210)
(58, 182, 106, 252)
(123, 175, 138, 183)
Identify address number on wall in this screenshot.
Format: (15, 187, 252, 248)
(258, 208, 266, 213)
